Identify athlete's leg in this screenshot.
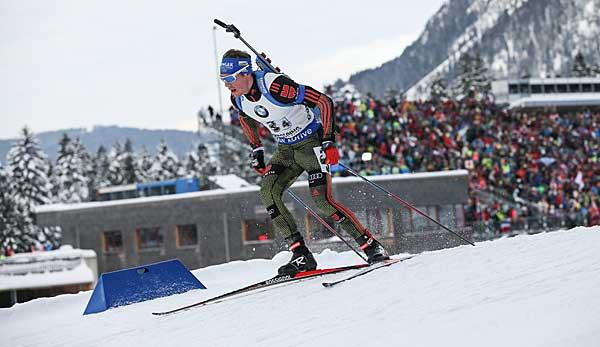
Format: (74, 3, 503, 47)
(293, 135, 389, 262)
(292, 136, 367, 239)
(259, 146, 304, 239)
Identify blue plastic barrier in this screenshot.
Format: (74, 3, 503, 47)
(83, 259, 206, 315)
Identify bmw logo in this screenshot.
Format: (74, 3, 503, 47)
(254, 105, 269, 118)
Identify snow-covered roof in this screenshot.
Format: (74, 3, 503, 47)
(0, 245, 97, 291)
(208, 174, 254, 190)
(34, 170, 468, 213)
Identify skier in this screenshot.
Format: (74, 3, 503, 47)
(220, 49, 389, 275)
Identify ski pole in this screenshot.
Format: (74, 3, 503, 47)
(214, 19, 280, 74)
(338, 163, 476, 247)
(287, 190, 368, 263)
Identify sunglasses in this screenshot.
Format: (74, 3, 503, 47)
(220, 66, 249, 83)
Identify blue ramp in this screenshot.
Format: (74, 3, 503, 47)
(84, 259, 206, 315)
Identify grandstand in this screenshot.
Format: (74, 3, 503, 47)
(492, 77, 600, 109)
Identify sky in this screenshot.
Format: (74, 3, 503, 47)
(0, 0, 446, 139)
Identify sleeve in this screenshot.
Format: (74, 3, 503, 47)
(231, 95, 262, 149)
(268, 75, 336, 141)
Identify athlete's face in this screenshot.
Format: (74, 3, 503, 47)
(222, 73, 253, 97)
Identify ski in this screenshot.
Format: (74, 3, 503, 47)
(152, 262, 371, 316)
(322, 256, 415, 288)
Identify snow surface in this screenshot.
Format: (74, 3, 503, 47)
(1, 227, 599, 347)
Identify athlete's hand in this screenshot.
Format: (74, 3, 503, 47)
(321, 141, 339, 165)
(250, 147, 271, 175)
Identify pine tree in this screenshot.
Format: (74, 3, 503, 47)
(452, 52, 490, 98)
(5, 127, 55, 252)
(184, 144, 215, 189)
(0, 163, 22, 254)
(107, 141, 124, 186)
(150, 139, 182, 181)
(120, 139, 138, 184)
(51, 135, 90, 203)
(429, 73, 449, 102)
(7, 127, 52, 210)
(92, 145, 111, 190)
(572, 51, 591, 77)
(135, 146, 153, 183)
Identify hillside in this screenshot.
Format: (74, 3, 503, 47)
(349, 0, 600, 97)
(0, 125, 219, 162)
(1, 227, 599, 346)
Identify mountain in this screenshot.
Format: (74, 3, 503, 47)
(0, 125, 220, 162)
(1, 227, 599, 346)
(349, 0, 600, 98)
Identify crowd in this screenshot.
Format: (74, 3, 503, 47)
(227, 88, 600, 231)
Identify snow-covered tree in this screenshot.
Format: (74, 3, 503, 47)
(120, 139, 138, 184)
(150, 139, 182, 181)
(51, 134, 90, 203)
(184, 144, 210, 176)
(429, 73, 449, 102)
(5, 127, 56, 252)
(107, 141, 124, 186)
(572, 51, 591, 77)
(453, 52, 490, 98)
(92, 145, 111, 190)
(7, 127, 52, 210)
(135, 146, 153, 183)
(0, 163, 25, 254)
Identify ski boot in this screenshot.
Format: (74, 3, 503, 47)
(278, 234, 317, 276)
(356, 232, 390, 264)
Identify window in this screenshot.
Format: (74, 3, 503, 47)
(136, 227, 163, 250)
(242, 219, 273, 243)
(593, 83, 600, 92)
(557, 84, 568, 93)
(582, 83, 592, 92)
(176, 224, 198, 247)
(568, 84, 580, 93)
(544, 84, 556, 93)
(530, 84, 542, 94)
(102, 231, 123, 253)
(508, 84, 519, 94)
(164, 185, 176, 195)
(519, 84, 529, 94)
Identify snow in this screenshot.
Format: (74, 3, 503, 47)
(1, 226, 599, 346)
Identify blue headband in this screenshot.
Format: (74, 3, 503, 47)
(220, 57, 253, 75)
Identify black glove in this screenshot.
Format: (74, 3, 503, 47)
(250, 147, 270, 175)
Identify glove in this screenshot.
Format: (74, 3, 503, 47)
(321, 141, 339, 165)
(250, 147, 271, 175)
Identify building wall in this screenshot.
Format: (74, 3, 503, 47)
(36, 171, 469, 274)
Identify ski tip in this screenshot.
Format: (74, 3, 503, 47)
(322, 282, 334, 288)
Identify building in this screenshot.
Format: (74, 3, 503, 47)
(0, 246, 98, 307)
(34, 171, 470, 274)
(492, 77, 600, 110)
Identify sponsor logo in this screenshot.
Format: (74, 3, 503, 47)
(221, 62, 234, 69)
(266, 275, 292, 285)
(309, 172, 323, 180)
(279, 128, 313, 144)
(254, 105, 269, 118)
(291, 256, 306, 267)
